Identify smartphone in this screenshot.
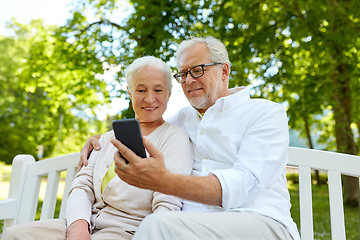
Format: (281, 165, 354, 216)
(112, 119, 146, 163)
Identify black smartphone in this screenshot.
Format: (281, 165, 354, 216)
(112, 119, 146, 163)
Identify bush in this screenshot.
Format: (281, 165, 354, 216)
(0, 162, 11, 182)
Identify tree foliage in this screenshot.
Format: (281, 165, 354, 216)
(65, 0, 359, 150)
(64, 0, 360, 203)
(0, 20, 108, 163)
(1, 0, 359, 203)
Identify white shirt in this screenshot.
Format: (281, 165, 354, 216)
(167, 86, 300, 240)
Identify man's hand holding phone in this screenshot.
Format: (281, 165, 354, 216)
(112, 119, 146, 164)
(110, 133, 169, 192)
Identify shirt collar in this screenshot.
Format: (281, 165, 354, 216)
(212, 86, 250, 112)
(194, 86, 251, 116)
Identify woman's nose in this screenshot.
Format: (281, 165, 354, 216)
(144, 92, 155, 103)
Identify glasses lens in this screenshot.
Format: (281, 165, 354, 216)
(190, 66, 204, 78)
(174, 72, 186, 83)
(179, 72, 187, 80)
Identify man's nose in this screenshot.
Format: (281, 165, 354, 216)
(184, 73, 196, 84)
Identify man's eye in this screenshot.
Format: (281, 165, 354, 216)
(179, 73, 187, 78)
(192, 68, 202, 73)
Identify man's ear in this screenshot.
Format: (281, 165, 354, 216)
(221, 63, 230, 81)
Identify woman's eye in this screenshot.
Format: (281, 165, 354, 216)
(137, 89, 145, 93)
(155, 89, 163, 92)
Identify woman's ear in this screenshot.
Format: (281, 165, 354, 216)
(127, 86, 132, 98)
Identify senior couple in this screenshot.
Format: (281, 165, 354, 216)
(2, 36, 300, 240)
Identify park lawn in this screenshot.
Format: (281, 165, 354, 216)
(1, 173, 359, 239)
(288, 174, 359, 240)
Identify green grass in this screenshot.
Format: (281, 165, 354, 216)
(288, 173, 359, 240)
(1, 173, 359, 239)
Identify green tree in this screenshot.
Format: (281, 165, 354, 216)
(0, 19, 109, 163)
(63, 0, 360, 205)
(63, 0, 196, 116)
(207, 0, 360, 206)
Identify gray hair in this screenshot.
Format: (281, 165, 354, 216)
(126, 56, 172, 92)
(175, 36, 230, 69)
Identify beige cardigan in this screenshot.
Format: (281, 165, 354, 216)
(66, 122, 194, 234)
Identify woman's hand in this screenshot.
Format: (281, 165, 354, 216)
(78, 134, 101, 170)
(66, 219, 91, 240)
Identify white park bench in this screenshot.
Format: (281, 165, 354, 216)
(0, 147, 360, 240)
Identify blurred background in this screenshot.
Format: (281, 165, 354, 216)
(0, 0, 359, 207)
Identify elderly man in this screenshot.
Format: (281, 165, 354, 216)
(83, 36, 300, 240)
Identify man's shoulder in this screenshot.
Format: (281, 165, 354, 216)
(245, 99, 288, 125)
(178, 105, 195, 116)
(162, 121, 187, 135)
(166, 105, 195, 126)
(249, 98, 285, 111)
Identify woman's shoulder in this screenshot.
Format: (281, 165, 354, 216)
(149, 122, 190, 148)
(99, 130, 115, 145)
(161, 121, 188, 137)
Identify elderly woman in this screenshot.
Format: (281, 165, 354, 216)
(1, 56, 194, 240)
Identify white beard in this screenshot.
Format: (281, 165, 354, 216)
(188, 96, 208, 111)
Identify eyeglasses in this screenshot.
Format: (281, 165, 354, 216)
(173, 62, 222, 83)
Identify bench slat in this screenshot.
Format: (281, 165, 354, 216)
(328, 171, 346, 240)
(59, 167, 77, 219)
(41, 171, 60, 220)
(298, 165, 314, 240)
(17, 175, 42, 224)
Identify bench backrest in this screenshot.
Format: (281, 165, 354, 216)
(1, 147, 360, 240)
(288, 147, 360, 240)
(0, 153, 79, 228)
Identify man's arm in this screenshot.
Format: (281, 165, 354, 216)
(111, 138, 223, 206)
(78, 134, 101, 170)
(159, 171, 223, 206)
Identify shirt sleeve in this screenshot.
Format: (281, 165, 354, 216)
(210, 104, 289, 210)
(66, 134, 106, 228)
(151, 125, 194, 212)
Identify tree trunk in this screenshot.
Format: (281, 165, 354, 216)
(328, 0, 359, 207)
(330, 60, 359, 206)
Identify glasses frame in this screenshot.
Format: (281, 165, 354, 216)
(173, 62, 222, 83)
